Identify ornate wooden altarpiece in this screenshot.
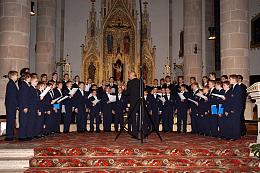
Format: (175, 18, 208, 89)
(81, 0, 156, 85)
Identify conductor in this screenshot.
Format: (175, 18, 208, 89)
(123, 72, 140, 137)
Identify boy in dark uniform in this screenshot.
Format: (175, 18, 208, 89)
(53, 81, 63, 133)
(27, 76, 39, 139)
(18, 72, 31, 140)
(229, 75, 243, 140)
(208, 80, 218, 137)
(62, 81, 74, 133)
(101, 86, 113, 132)
(44, 82, 55, 135)
(113, 87, 127, 132)
(74, 82, 88, 133)
(89, 90, 101, 132)
(5, 71, 19, 141)
(175, 84, 189, 133)
(148, 87, 162, 131)
(162, 87, 175, 132)
(36, 82, 46, 137)
(220, 81, 232, 139)
(185, 82, 200, 134)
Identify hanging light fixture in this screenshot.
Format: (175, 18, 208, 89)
(208, 26, 216, 40)
(30, 1, 36, 16)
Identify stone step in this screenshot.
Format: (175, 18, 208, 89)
(24, 166, 260, 173)
(0, 149, 33, 171)
(29, 156, 260, 168)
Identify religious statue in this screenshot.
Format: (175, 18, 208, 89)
(107, 32, 113, 53)
(113, 60, 123, 81)
(123, 33, 130, 54)
(88, 62, 96, 81)
(143, 63, 148, 81)
(90, 23, 95, 37)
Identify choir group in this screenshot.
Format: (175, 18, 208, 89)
(4, 68, 247, 141)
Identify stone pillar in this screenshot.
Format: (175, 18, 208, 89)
(0, 0, 30, 115)
(183, 0, 202, 83)
(204, 0, 215, 75)
(35, 0, 56, 76)
(0, 0, 30, 76)
(220, 0, 249, 86)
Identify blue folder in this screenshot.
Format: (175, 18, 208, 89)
(53, 103, 60, 109)
(211, 105, 218, 115)
(218, 104, 224, 115)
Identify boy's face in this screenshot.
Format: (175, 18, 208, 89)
(31, 79, 38, 86)
(208, 82, 214, 89)
(39, 85, 45, 91)
(161, 88, 165, 94)
(153, 88, 158, 93)
(203, 88, 209, 94)
(118, 88, 123, 93)
(79, 83, 85, 90)
(11, 74, 18, 82)
(42, 76, 47, 82)
(26, 77, 31, 82)
(144, 91, 148, 96)
(223, 84, 229, 90)
(67, 82, 72, 88)
(92, 91, 97, 96)
(58, 83, 63, 89)
(229, 78, 236, 84)
(216, 84, 222, 90)
(180, 86, 185, 91)
(166, 88, 170, 94)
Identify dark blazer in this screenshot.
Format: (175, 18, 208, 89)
(5, 79, 18, 110)
(18, 81, 30, 110)
(163, 94, 175, 114)
(89, 96, 101, 113)
(73, 89, 88, 109)
(28, 86, 40, 112)
(124, 78, 141, 106)
(231, 84, 243, 113)
(114, 94, 128, 114)
(239, 83, 247, 108)
(72, 82, 79, 88)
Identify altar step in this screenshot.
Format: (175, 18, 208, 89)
(0, 149, 34, 173)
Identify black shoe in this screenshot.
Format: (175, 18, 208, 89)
(5, 138, 14, 141)
(18, 138, 27, 141)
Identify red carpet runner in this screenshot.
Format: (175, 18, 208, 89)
(24, 132, 260, 172)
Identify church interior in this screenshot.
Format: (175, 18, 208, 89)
(0, 0, 260, 172)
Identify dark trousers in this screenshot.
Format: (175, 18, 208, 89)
(18, 110, 29, 139)
(76, 109, 86, 132)
(103, 107, 112, 132)
(63, 106, 72, 133)
(90, 111, 100, 132)
(114, 110, 124, 131)
(190, 111, 198, 134)
(54, 110, 61, 133)
(162, 111, 173, 132)
(6, 108, 16, 139)
(231, 111, 241, 140)
(45, 112, 55, 134)
(35, 114, 44, 136)
(240, 107, 247, 136)
(27, 110, 37, 138)
(177, 110, 187, 132)
(218, 115, 226, 138)
(209, 114, 219, 136)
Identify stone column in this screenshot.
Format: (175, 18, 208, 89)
(220, 0, 249, 86)
(0, 0, 30, 115)
(0, 0, 30, 76)
(35, 0, 56, 76)
(183, 0, 202, 83)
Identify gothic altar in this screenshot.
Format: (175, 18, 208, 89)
(81, 0, 156, 85)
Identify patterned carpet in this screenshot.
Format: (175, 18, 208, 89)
(20, 132, 259, 173)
